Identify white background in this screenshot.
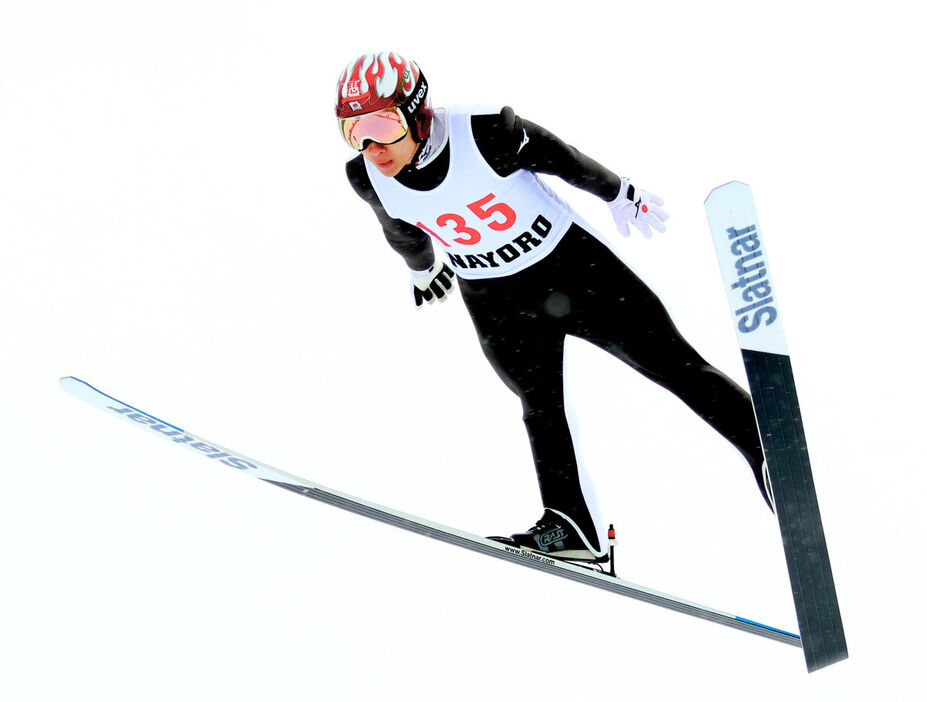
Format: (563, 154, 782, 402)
(2, 1, 924, 699)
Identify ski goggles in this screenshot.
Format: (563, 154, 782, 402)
(339, 106, 409, 151)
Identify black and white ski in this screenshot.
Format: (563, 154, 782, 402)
(704, 181, 848, 672)
(60, 376, 800, 650)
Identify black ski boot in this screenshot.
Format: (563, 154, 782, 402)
(489, 509, 607, 563)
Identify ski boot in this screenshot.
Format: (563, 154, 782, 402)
(488, 509, 608, 564)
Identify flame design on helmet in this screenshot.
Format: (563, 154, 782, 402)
(335, 51, 432, 142)
(336, 52, 419, 116)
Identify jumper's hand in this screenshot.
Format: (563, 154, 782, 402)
(609, 177, 668, 239)
(410, 261, 455, 308)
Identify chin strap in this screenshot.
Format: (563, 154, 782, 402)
(413, 108, 448, 169)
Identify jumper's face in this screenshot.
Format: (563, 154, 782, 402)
(361, 130, 418, 178)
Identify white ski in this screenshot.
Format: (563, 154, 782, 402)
(60, 375, 800, 648)
(704, 182, 847, 672)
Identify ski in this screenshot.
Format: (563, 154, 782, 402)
(60, 375, 800, 649)
(704, 182, 848, 672)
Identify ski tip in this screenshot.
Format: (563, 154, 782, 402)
(60, 376, 88, 391)
(704, 180, 751, 204)
(60, 376, 94, 400)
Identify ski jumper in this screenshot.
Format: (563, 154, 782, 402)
(346, 106, 766, 552)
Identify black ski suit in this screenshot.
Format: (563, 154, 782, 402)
(345, 107, 765, 549)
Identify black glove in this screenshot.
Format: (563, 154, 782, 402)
(410, 262, 455, 308)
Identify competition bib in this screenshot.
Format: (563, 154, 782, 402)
(365, 107, 580, 280)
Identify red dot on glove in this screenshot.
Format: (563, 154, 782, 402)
(642, 205, 648, 213)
